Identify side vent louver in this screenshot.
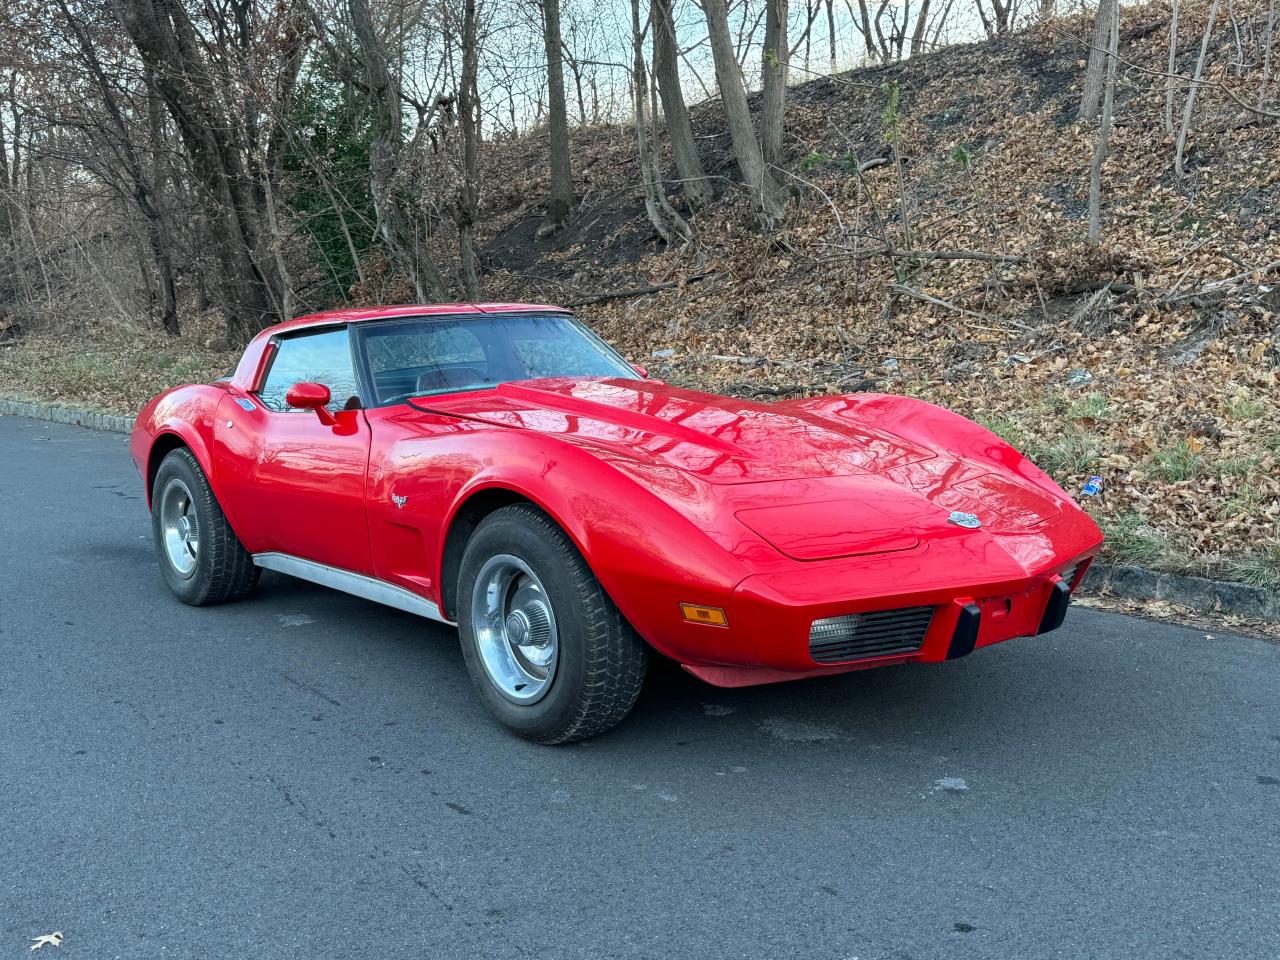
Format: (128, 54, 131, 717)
(808, 606, 936, 664)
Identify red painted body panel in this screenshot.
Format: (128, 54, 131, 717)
(132, 304, 1103, 687)
(211, 398, 372, 571)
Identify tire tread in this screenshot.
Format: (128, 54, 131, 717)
(469, 504, 647, 744)
(155, 448, 259, 605)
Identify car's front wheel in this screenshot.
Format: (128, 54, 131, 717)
(457, 504, 647, 744)
(151, 447, 260, 605)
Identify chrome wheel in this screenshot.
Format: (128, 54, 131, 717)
(159, 478, 200, 579)
(470, 554, 559, 705)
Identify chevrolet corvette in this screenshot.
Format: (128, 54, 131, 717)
(130, 303, 1103, 742)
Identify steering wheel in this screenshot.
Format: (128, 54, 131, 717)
(381, 366, 492, 405)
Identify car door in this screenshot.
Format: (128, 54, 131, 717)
(356, 320, 494, 598)
(213, 325, 374, 574)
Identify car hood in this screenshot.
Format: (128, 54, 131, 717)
(422, 378, 936, 484)
(413, 378, 1075, 562)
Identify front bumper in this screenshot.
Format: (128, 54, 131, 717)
(681, 553, 1094, 687)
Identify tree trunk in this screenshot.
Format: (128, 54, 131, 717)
(760, 0, 789, 172)
(458, 0, 481, 299)
(1261, 0, 1276, 107)
(652, 0, 714, 209)
(847, 0, 879, 61)
(539, 0, 574, 236)
(61, 0, 180, 333)
(825, 0, 838, 72)
(631, 0, 693, 246)
(0, 83, 30, 308)
(1088, 0, 1119, 242)
(564, 42, 589, 126)
(345, 0, 443, 301)
(704, 0, 786, 230)
(1174, 0, 1222, 177)
(1165, 0, 1179, 134)
(110, 0, 283, 335)
(1078, 0, 1117, 120)
(910, 0, 933, 53)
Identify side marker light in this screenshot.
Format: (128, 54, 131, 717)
(680, 603, 729, 627)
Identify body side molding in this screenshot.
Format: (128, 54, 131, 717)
(252, 552, 454, 624)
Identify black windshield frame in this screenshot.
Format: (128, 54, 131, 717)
(349, 311, 638, 408)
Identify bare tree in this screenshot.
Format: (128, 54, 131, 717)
(652, 0, 714, 209)
(630, 0, 692, 245)
(537, 0, 574, 237)
(847, 0, 877, 60)
(1165, 0, 1179, 134)
(0, 67, 33, 313)
(976, 0, 1016, 37)
(344, 0, 444, 301)
(761, 0, 789, 171)
(703, 0, 786, 229)
(458, 0, 481, 298)
(848, 0, 951, 61)
(1088, 0, 1118, 242)
(824, 0, 838, 71)
(110, 0, 299, 335)
(1079, 0, 1118, 120)
(1262, 0, 1276, 106)
(56, 0, 180, 333)
(1174, 0, 1223, 177)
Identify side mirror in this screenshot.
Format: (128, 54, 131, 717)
(630, 362, 650, 379)
(286, 381, 336, 425)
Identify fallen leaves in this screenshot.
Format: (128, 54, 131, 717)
(29, 932, 62, 951)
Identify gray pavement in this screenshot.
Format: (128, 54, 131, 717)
(1, 413, 1277, 959)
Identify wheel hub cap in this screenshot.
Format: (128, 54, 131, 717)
(471, 555, 559, 704)
(159, 478, 200, 579)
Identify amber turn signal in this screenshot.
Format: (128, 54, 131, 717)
(680, 603, 728, 627)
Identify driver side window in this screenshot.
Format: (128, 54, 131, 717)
(258, 328, 360, 413)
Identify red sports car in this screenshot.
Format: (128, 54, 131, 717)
(131, 303, 1102, 742)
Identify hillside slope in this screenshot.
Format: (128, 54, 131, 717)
(468, 0, 1278, 588)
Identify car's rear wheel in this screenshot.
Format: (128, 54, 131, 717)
(457, 504, 647, 744)
(151, 448, 260, 605)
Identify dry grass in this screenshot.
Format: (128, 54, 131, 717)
(0, 330, 238, 414)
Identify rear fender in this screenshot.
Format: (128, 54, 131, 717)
(131, 385, 227, 507)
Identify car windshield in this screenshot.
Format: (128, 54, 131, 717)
(356, 312, 638, 405)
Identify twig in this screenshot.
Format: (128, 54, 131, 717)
(835, 246, 1026, 264)
(891, 283, 1035, 330)
(1164, 259, 1280, 302)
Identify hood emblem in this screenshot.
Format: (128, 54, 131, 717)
(948, 510, 981, 529)
(391, 494, 408, 509)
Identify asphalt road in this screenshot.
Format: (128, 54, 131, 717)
(1, 413, 1277, 960)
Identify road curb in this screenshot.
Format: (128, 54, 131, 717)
(2, 395, 1275, 622)
(0, 397, 133, 434)
(1081, 562, 1278, 622)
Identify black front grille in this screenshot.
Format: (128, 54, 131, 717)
(808, 605, 936, 664)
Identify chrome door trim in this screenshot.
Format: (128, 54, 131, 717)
(253, 552, 453, 624)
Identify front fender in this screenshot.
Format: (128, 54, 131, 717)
(374, 427, 756, 664)
(782, 392, 1075, 504)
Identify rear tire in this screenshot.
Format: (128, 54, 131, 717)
(457, 504, 647, 744)
(151, 448, 260, 605)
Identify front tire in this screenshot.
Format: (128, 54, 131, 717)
(151, 448, 259, 605)
(457, 504, 647, 744)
